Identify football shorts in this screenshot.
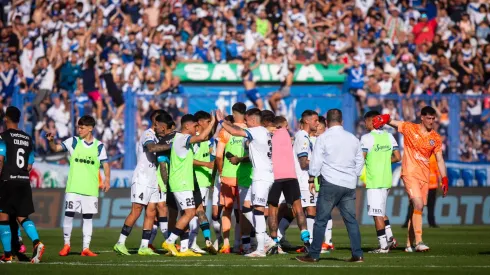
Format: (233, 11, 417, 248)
(65, 193, 98, 214)
(212, 178, 221, 206)
(267, 178, 301, 206)
(367, 188, 389, 217)
(238, 186, 251, 209)
(402, 176, 429, 206)
(300, 189, 317, 208)
(131, 183, 160, 205)
(251, 180, 273, 207)
(174, 191, 196, 210)
(0, 181, 35, 217)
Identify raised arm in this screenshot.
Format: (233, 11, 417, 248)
(190, 112, 217, 144)
(216, 110, 247, 138)
(46, 133, 65, 152)
(372, 114, 402, 130)
(146, 142, 172, 153)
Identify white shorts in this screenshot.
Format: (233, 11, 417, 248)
(367, 188, 389, 217)
(174, 191, 195, 210)
(65, 193, 98, 214)
(300, 189, 317, 208)
(158, 191, 166, 203)
(200, 187, 210, 206)
(238, 186, 251, 208)
(251, 180, 273, 207)
(212, 177, 221, 206)
(131, 183, 160, 205)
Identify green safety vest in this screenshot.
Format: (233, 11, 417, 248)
(67, 137, 101, 197)
(365, 131, 393, 189)
(194, 141, 212, 188)
(223, 135, 252, 188)
(169, 134, 195, 192)
(256, 18, 268, 37)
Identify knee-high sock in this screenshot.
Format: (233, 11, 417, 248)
(306, 215, 315, 244)
(149, 221, 158, 245)
(0, 222, 12, 256)
(63, 212, 75, 245)
(277, 217, 291, 241)
(377, 229, 388, 249)
(158, 217, 168, 239)
(253, 209, 266, 252)
(20, 219, 40, 245)
(385, 219, 393, 240)
(189, 216, 199, 247)
(324, 218, 333, 244)
(82, 215, 93, 250)
(412, 210, 423, 244)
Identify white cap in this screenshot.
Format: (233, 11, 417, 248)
(174, 2, 182, 8)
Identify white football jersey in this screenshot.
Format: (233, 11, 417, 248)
(133, 128, 159, 187)
(294, 130, 313, 190)
(244, 126, 274, 183)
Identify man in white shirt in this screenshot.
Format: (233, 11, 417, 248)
(32, 57, 54, 123)
(216, 108, 275, 258)
(296, 109, 364, 263)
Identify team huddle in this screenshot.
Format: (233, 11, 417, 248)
(0, 101, 449, 262)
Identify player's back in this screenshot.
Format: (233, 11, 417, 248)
(246, 126, 273, 182)
(134, 128, 158, 185)
(0, 129, 34, 182)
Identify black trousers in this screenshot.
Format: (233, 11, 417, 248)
(9, 215, 20, 253)
(427, 189, 437, 226)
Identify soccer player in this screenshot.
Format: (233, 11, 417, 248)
(269, 60, 294, 114)
(162, 113, 216, 256)
(216, 103, 253, 254)
(48, 115, 111, 257)
(0, 106, 44, 264)
(293, 110, 320, 250)
(242, 58, 263, 109)
(372, 106, 449, 252)
(216, 108, 274, 257)
(360, 111, 401, 253)
(114, 113, 172, 256)
(268, 116, 310, 254)
(188, 111, 217, 255)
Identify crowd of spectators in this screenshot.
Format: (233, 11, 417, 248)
(0, 0, 489, 164)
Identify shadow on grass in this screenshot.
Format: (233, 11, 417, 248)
(478, 251, 490, 255)
(289, 257, 346, 262)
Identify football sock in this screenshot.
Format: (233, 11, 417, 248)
(0, 222, 12, 256)
(325, 218, 333, 244)
(277, 217, 292, 241)
(166, 228, 183, 244)
(180, 232, 189, 252)
(200, 221, 211, 241)
(63, 212, 75, 245)
(212, 216, 222, 240)
(306, 215, 315, 244)
(118, 224, 133, 245)
(253, 209, 266, 252)
(20, 219, 40, 245)
(377, 229, 388, 249)
(413, 210, 423, 244)
(82, 214, 93, 250)
(140, 229, 151, 248)
(149, 221, 158, 245)
(158, 217, 168, 239)
(189, 216, 199, 247)
(242, 235, 251, 250)
(234, 220, 241, 248)
(385, 219, 393, 241)
(242, 207, 254, 226)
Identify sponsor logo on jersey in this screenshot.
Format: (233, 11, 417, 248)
(429, 139, 435, 146)
(373, 144, 391, 152)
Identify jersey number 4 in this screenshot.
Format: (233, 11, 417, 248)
(139, 193, 144, 200)
(16, 148, 25, 168)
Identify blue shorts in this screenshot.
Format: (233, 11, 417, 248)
(245, 88, 261, 103)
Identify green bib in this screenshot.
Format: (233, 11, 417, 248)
(223, 135, 252, 188)
(67, 137, 101, 197)
(256, 18, 268, 37)
(194, 141, 212, 188)
(169, 134, 194, 192)
(365, 131, 393, 189)
(157, 163, 168, 192)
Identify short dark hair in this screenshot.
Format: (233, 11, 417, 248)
(225, 115, 234, 123)
(364, 110, 380, 119)
(232, 102, 246, 115)
(194, 110, 211, 121)
(273, 116, 288, 128)
(155, 113, 174, 128)
(260, 110, 275, 125)
(301, 110, 318, 119)
(421, 106, 437, 116)
(78, 115, 96, 127)
(245, 108, 261, 121)
(5, 106, 21, 123)
(151, 109, 169, 121)
(181, 114, 197, 125)
(318, 116, 326, 127)
(326, 109, 343, 124)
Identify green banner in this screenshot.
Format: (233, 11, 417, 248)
(173, 63, 346, 83)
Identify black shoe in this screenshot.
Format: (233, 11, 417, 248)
(14, 252, 30, 262)
(346, 256, 364, 263)
(296, 255, 319, 263)
(267, 244, 278, 255)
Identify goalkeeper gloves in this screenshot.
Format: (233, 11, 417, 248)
(372, 114, 391, 129)
(442, 176, 448, 197)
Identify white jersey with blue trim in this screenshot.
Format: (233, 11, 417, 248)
(244, 126, 274, 183)
(293, 130, 313, 190)
(133, 128, 159, 187)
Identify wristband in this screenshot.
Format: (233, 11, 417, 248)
(219, 120, 224, 125)
(308, 180, 314, 184)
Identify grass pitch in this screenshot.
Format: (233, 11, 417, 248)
(1, 226, 490, 275)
